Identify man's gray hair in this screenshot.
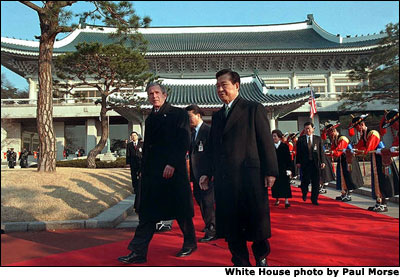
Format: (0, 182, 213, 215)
(146, 82, 168, 94)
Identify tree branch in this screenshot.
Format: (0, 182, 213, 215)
(19, 1, 43, 13)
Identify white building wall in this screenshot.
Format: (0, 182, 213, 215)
(1, 121, 21, 161)
(54, 121, 65, 161)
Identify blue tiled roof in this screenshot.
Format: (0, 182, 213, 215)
(1, 26, 382, 54)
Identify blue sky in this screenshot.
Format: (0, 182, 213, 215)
(1, 1, 399, 91)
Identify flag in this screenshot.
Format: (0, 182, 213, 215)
(308, 86, 317, 119)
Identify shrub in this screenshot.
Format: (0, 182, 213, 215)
(57, 157, 126, 168)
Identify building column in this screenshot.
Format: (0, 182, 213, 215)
(290, 72, 297, 89)
(128, 121, 134, 136)
(327, 72, 334, 98)
(86, 119, 97, 155)
(54, 121, 65, 161)
(28, 78, 37, 101)
(267, 111, 277, 131)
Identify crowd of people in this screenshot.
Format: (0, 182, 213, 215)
(4, 68, 398, 266)
(120, 68, 399, 266)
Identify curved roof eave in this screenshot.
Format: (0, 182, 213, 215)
(1, 45, 380, 57)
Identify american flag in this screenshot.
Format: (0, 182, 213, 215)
(308, 86, 317, 119)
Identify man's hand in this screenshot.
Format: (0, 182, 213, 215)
(163, 165, 175, 179)
(264, 176, 276, 188)
(199, 175, 209, 190)
(296, 163, 301, 168)
(321, 163, 326, 169)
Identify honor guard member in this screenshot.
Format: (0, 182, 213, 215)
(349, 114, 397, 212)
(380, 109, 399, 156)
(319, 128, 335, 194)
(323, 123, 363, 201)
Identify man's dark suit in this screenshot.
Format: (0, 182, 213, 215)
(296, 134, 326, 204)
(189, 122, 216, 237)
(126, 140, 143, 193)
(204, 96, 278, 266)
(126, 102, 196, 258)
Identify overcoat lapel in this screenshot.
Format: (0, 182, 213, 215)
(223, 97, 245, 135)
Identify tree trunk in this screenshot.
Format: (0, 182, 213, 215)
(37, 17, 57, 172)
(87, 96, 109, 168)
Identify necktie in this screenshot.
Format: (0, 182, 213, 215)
(224, 105, 230, 118)
(308, 136, 313, 160)
(190, 129, 196, 152)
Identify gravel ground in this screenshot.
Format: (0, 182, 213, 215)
(1, 167, 133, 222)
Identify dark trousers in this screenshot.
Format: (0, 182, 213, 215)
(227, 238, 271, 266)
(127, 216, 197, 257)
(130, 167, 140, 193)
(193, 180, 216, 236)
(300, 161, 320, 203)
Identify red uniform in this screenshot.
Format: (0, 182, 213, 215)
(354, 129, 380, 154)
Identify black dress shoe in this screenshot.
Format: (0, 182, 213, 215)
(312, 201, 319, 206)
(285, 203, 290, 208)
(117, 251, 146, 264)
(256, 257, 268, 266)
(302, 194, 307, 202)
(198, 234, 217, 243)
(176, 246, 197, 257)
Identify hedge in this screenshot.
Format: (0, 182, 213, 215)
(56, 157, 126, 168)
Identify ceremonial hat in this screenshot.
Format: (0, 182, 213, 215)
(382, 109, 399, 129)
(348, 114, 368, 136)
(287, 132, 299, 141)
(321, 122, 340, 140)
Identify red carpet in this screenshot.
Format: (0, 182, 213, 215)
(2, 187, 399, 266)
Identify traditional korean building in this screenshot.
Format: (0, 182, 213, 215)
(1, 14, 395, 161)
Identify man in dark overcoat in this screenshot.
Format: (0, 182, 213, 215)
(118, 82, 197, 264)
(19, 148, 29, 168)
(185, 104, 216, 242)
(7, 148, 17, 169)
(126, 131, 143, 194)
(200, 69, 278, 266)
(296, 122, 326, 205)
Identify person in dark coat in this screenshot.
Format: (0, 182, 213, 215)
(271, 129, 293, 208)
(118, 82, 197, 264)
(200, 69, 279, 267)
(126, 131, 143, 194)
(7, 148, 17, 169)
(19, 148, 29, 168)
(296, 122, 326, 205)
(185, 104, 216, 242)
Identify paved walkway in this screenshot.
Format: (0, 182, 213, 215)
(1, 180, 398, 233)
(116, 180, 399, 230)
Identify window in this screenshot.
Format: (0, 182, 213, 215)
(335, 85, 359, 93)
(299, 85, 326, 94)
(298, 79, 326, 85)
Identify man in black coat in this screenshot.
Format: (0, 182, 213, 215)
(185, 104, 216, 243)
(296, 122, 326, 205)
(200, 69, 278, 266)
(19, 148, 29, 168)
(7, 148, 17, 169)
(126, 131, 143, 194)
(118, 82, 197, 264)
